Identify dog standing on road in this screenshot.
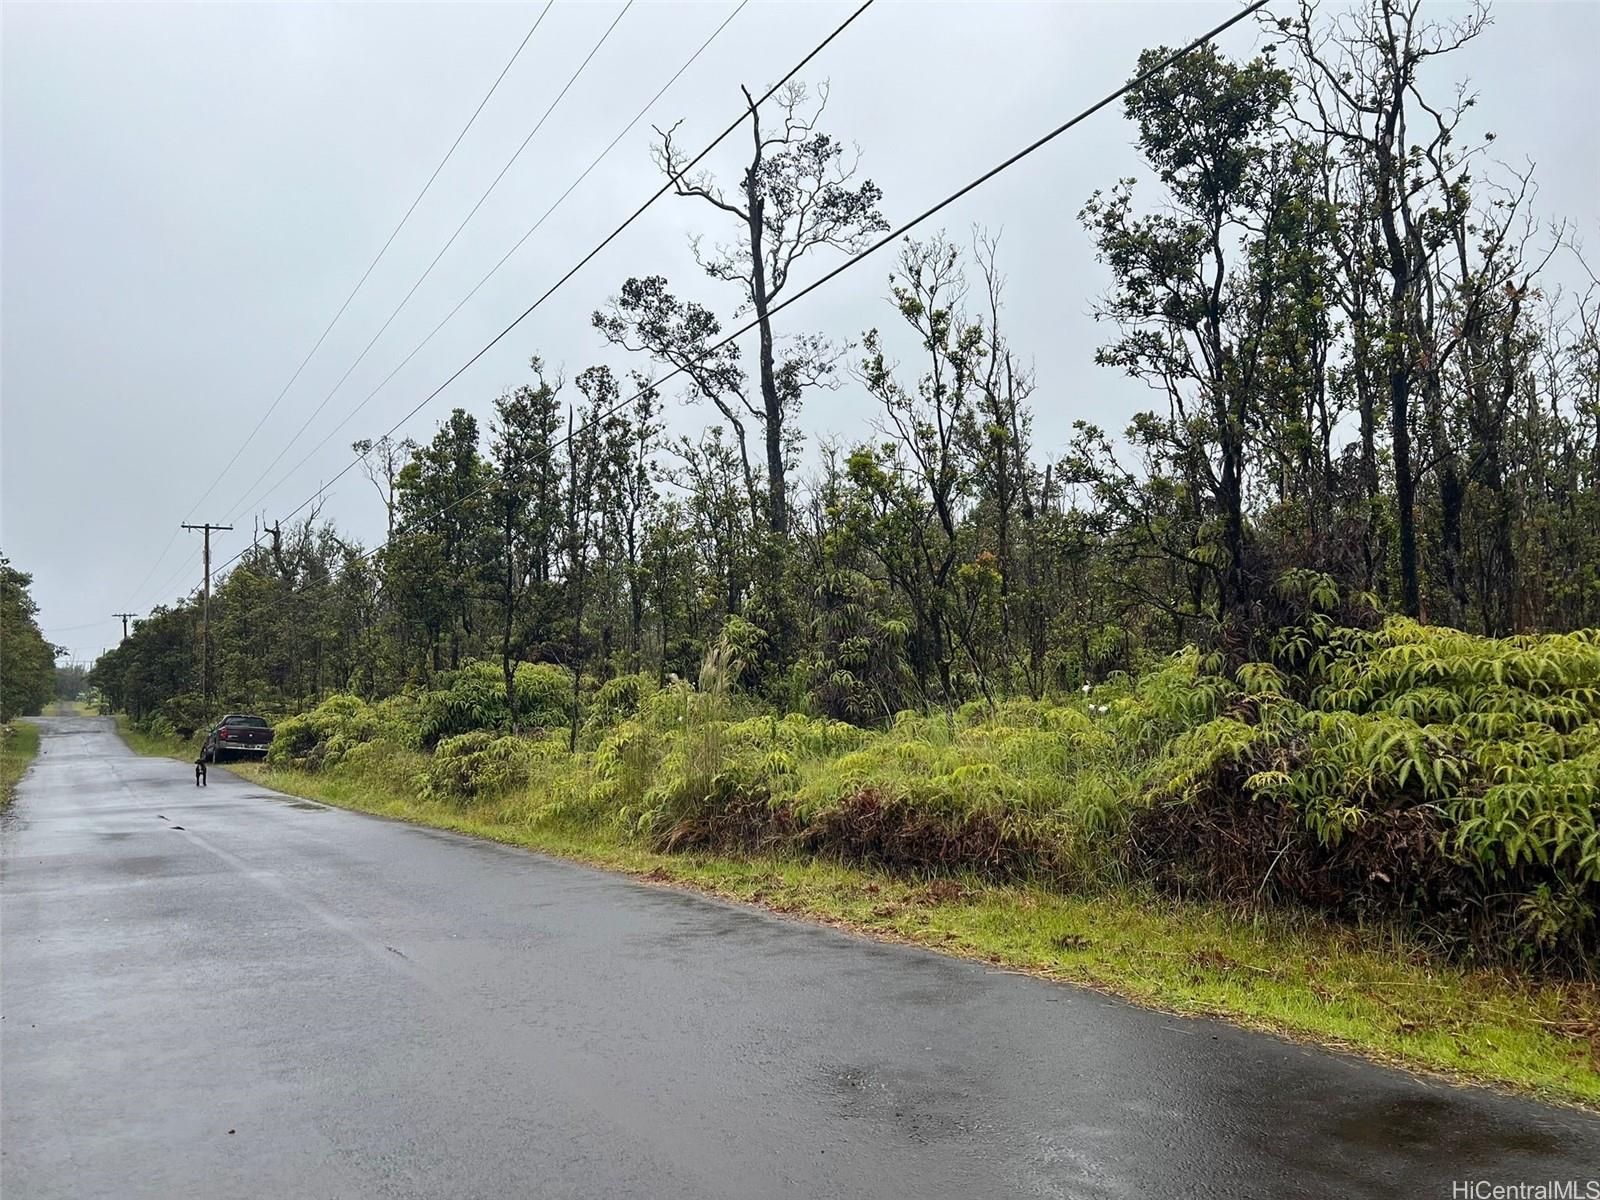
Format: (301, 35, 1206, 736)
(195, 757, 207, 787)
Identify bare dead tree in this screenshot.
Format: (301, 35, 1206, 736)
(651, 81, 886, 537)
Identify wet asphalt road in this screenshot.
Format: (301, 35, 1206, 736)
(3, 716, 1597, 1199)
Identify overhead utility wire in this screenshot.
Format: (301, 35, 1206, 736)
(226, 0, 1268, 584)
(220, 0, 635, 526)
(139, 547, 204, 610)
(40, 618, 118, 635)
(223, 0, 878, 558)
(123, 7, 552, 612)
(237, 0, 753, 521)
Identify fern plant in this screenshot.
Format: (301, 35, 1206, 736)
(1144, 613, 1600, 960)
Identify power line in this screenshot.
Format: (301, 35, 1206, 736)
(137, 544, 205, 613)
(189, 5, 554, 517)
(220, 0, 636, 527)
(223, 0, 878, 558)
(122, 8, 552, 611)
(41, 617, 117, 635)
(123, 528, 186, 616)
(235, 0, 753, 524)
(525, 0, 1282, 508)
(221, 0, 1268, 588)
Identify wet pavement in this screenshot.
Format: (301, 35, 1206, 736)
(3, 715, 1597, 1198)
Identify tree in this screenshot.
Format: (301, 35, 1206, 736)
(594, 279, 759, 527)
(855, 236, 996, 713)
(649, 81, 886, 536)
(486, 359, 563, 728)
(89, 604, 197, 724)
(389, 410, 491, 673)
(595, 372, 661, 672)
(1, 557, 57, 720)
(351, 434, 418, 540)
(562, 382, 606, 750)
(1079, 43, 1308, 654)
(84, 8, 1600, 764)
(961, 233, 1044, 694)
(1283, 0, 1490, 617)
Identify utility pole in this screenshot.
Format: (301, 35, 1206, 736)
(182, 522, 232, 713)
(113, 612, 136, 641)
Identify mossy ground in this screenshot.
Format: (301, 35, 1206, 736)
(214, 757, 1600, 1109)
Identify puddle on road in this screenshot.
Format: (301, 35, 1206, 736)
(1332, 1094, 1563, 1157)
(243, 792, 327, 812)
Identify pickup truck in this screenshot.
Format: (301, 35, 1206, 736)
(201, 714, 274, 763)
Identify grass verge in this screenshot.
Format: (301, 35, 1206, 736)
(113, 714, 194, 761)
(1, 721, 41, 807)
(222, 758, 1600, 1109)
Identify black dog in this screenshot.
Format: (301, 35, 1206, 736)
(195, 757, 207, 787)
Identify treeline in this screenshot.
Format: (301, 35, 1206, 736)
(94, 0, 1598, 730)
(85, 0, 1600, 968)
(1, 557, 57, 722)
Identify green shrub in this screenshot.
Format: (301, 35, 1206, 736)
(785, 704, 1127, 878)
(267, 693, 380, 771)
(371, 691, 427, 750)
(514, 662, 575, 730)
(583, 672, 657, 739)
(418, 661, 574, 747)
(1140, 618, 1600, 963)
(419, 731, 551, 802)
(603, 676, 1154, 879)
(336, 738, 431, 799)
(144, 712, 179, 742)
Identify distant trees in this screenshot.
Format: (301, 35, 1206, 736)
(92, 604, 197, 725)
(54, 662, 89, 702)
(90, 39, 1600, 731)
(1283, 0, 1492, 620)
(389, 410, 492, 674)
(855, 235, 998, 713)
(1, 557, 57, 721)
(1070, 0, 1597, 654)
(352, 434, 418, 540)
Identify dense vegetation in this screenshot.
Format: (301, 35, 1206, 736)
(92, 1, 1598, 972)
(1, 556, 58, 722)
(240, 608, 1596, 969)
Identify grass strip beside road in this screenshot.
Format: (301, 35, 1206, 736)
(207, 758, 1600, 1110)
(1, 721, 41, 807)
(113, 714, 194, 761)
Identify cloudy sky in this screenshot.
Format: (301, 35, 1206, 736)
(4, 0, 1596, 664)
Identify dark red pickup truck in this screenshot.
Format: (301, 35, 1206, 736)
(201, 714, 274, 763)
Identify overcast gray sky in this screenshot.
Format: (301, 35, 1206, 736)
(4, 0, 1596, 664)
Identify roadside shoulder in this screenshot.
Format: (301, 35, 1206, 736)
(1, 720, 41, 807)
(221, 758, 1600, 1112)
